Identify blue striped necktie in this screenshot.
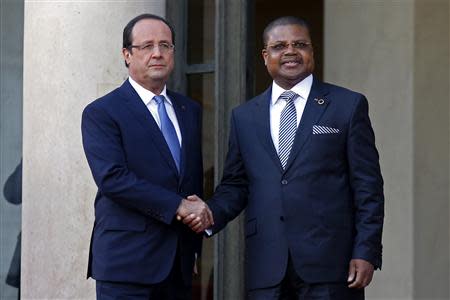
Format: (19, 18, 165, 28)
(153, 95, 181, 172)
(278, 90, 298, 169)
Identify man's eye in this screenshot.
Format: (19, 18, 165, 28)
(293, 42, 309, 49)
(159, 43, 170, 50)
(272, 44, 286, 50)
(142, 44, 154, 50)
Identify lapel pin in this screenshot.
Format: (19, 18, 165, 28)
(314, 98, 325, 105)
(181, 105, 186, 111)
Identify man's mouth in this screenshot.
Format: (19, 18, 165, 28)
(282, 60, 302, 67)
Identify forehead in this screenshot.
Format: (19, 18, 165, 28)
(266, 24, 311, 42)
(131, 18, 172, 43)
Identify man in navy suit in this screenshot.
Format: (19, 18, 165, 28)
(184, 16, 384, 299)
(82, 14, 213, 299)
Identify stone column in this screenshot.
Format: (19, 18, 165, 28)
(21, 2, 164, 298)
(413, 1, 449, 299)
(324, 0, 449, 299)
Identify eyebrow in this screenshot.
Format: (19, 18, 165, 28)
(271, 39, 311, 43)
(137, 39, 172, 44)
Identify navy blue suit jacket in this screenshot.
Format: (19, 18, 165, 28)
(81, 79, 203, 285)
(208, 78, 384, 290)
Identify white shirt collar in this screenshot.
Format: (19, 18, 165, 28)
(271, 74, 313, 105)
(128, 76, 172, 106)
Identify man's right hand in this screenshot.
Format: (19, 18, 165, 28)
(176, 195, 214, 233)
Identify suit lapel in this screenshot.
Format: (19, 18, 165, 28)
(119, 80, 179, 175)
(284, 78, 330, 173)
(253, 87, 284, 172)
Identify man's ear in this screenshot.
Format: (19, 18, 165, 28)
(262, 49, 268, 66)
(122, 48, 131, 65)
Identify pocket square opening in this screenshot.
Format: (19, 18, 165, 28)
(312, 125, 340, 134)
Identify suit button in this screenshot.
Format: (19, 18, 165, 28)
(281, 179, 288, 185)
(280, 216, 285, 221)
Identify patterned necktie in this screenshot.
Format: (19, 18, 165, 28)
(278, 90, 298, 169)
(153, 95, 181, 172)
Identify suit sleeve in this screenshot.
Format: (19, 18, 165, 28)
(208, 111, 249, 234)
(81, 103, 182, 224)
(347, 95, 384, 269)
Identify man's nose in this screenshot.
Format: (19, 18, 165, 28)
(151, 45, 163, 57)
(285, 43, 297, 53)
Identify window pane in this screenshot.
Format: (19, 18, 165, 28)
(0, 1, 24, 299)
(187, 0, 215, 65)
(187, 73, 214, 300)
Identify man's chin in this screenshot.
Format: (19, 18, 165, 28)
(148, 72, 169, 81)
(282, 72, 309, 82)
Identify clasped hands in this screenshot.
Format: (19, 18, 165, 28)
(176, 195, 214, 233)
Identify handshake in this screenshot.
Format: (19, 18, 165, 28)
(176, 195, 214, 233)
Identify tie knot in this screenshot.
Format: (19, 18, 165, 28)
(279, 90, 298, 102)
(153, 95, 165, 105)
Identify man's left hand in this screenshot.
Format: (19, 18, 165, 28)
(347, 259, 374, 289)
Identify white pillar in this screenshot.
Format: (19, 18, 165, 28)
(325, 0, 449, 299)
(413, 1, 449, 299)
(22, 2, 165, 298)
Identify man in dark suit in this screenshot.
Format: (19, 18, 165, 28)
(81, 14, 213, 300)
(184, 16, 384, 299)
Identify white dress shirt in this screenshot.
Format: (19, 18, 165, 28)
(270, 74, 313, 153)
(128, 76, 182, 146)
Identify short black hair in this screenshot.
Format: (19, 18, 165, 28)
(263, 16, 311, 46)
(122, 14, 175, 67)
